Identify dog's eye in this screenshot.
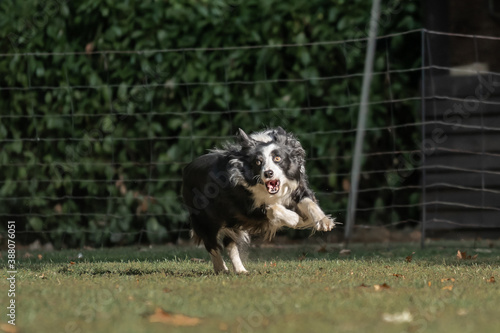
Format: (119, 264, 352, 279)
(255, 160, 262, 166)
(273, 156, 281, 162)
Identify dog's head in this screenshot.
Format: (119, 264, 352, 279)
(235, 128, 305, 197)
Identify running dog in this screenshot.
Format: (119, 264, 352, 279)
(182, 127, 336, 274)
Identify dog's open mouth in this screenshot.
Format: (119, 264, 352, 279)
(265, 180, 280, 194)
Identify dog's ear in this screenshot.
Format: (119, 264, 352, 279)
(290, 145, 306, 166)
(275, 126, 286, 135)
(287, 136, 306, 170)
(237, 128, 256, 148)
(270, 127, 287, 144)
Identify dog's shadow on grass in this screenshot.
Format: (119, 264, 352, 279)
(55, 266, 214, 277)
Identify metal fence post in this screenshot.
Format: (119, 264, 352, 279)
(420, 29, 427, 249)
(345, 0, 381, 244)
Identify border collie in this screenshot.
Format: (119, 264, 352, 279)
(182, 127, 336, 274)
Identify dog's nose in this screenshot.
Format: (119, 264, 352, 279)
(264, 170, 274, 179)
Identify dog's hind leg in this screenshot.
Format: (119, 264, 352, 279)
(203, 233, 229, 274)
(226, 242, 248, 274)
(222, 230, 249, 274)
(209, 247, 229, 274)
(199, 230, 229, 274)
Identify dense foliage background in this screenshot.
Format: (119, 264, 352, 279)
(0, 0, 421, 247)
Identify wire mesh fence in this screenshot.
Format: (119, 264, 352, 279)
(1, 28, 499, 248)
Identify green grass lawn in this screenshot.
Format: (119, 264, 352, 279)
(1, 239, 499, 333)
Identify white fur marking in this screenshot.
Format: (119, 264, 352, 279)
(247, 144, 299, 208)
(226, 242, 248, 274)
(261, 144, 279, 179)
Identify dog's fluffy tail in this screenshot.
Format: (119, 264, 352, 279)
(218, 228, 250, 246)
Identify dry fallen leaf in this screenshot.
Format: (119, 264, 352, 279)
(441, 278, 456, 282)
(374, 283, 391, 291)
(405, 252, 415, 263)
(0, 323, 18, 333)
(456, 250, 478, 260)
(148, 308, 201, 326)
(442, 285, 453, 291)
(457, 250, 466, 260)
(487, 276, 496, 283)
(428, 281, 432, 287)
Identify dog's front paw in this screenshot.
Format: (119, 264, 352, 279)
(267, 204, 300, 227)
(235, 269, 250, 275)
(281, 209, 300, 227)
(315, 216, 336, 232)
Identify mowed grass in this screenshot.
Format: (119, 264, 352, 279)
(1, 239, 500, 333)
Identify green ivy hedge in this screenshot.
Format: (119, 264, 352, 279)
(0, 0, 421, 246)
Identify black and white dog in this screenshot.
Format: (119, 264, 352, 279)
(182, 127, 336, 274)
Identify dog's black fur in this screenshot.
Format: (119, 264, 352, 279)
(182, 127, 335, 273)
